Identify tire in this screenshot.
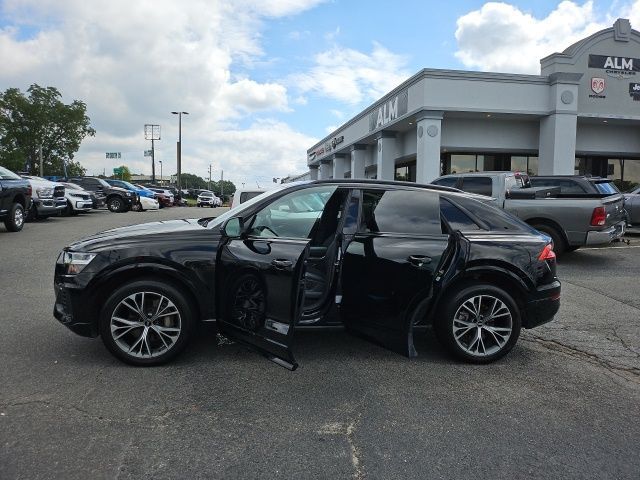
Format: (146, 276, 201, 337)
(62, 200, 78, 217)
(107, 196, 125, 213)
(435, 284, 521, 364)
(132, 201, 142, 212)
(531, 224, 566, 256)
(99, 279, 195, 366)
(4, 203, 25, 232)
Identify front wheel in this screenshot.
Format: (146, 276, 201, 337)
(99, 279, 194, 366)
(107, 197, 125, 213)
(4, 203, 25, 232)
(435, 284, 521, 363)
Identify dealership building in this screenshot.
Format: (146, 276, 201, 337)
(304, 18, 640, 187)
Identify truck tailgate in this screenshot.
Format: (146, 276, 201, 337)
(602, 194, 626, 226)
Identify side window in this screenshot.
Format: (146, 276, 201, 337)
(460, 177, 493, 196)
(248, 185, 338, 239)
(432, 177, 458, 188)
(360, 189, 441, 235)
(558, 180, 586, 194)
(440, 198, 481, 231)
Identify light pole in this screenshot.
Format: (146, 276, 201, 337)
(159, 160, 163, 185)
(171, 111, 189, 189)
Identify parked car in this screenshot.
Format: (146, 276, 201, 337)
(53, 180, 560, 369)
(432, 171, 626, 254)
(69, 177, 137, 213)
(530, 175, 621, 197)
(0, 166, 31, 232)
(149, 189, 172, 208)
(58, 182, 94, 216)
(139, 195, 160, 211)
(106, 180, 155, 203)
(230, 188, 265, 209)
(149, 188, 175, 205)
(623, 185, 640, 225)
(196, 191, 221, 207)
(21, 175, 66, 220)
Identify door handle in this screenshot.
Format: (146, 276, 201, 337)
(407, 255, 432, 267)
(271, 259, 293, 269)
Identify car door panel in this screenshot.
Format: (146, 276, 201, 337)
(217, 236, 309, 370)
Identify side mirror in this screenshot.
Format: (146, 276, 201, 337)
(223, 217, 244, 238)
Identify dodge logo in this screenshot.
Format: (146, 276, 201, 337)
(591, 77, 605, 94)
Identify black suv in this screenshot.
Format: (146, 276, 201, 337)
(53, 180, 561, 369)
(0, 166, 31, 232)
(68, 177, 136, 212)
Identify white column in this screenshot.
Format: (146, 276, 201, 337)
(350, 145, 366, 179)
(416, 111, 443, 183)
(538, 72, 580, 175)
(376, 132, 396, 181)
(319, 161, 332, 179)
(332, 154, 348, 179)
(309, 165, 319, 180)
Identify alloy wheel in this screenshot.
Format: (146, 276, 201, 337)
(110, 292, 182, 358)
(452, 294, 513, 357)
(14, 207, 24, 229)
(231, 276, 266, 331)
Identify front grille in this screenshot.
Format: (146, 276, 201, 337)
(54, 186, 65, 197)
(56, 286, 74, 324)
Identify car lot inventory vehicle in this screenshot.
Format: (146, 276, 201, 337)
(197, 190, 221, 207)
(230, 188, 266, 208)
(58, 182, 93, 215)
(530, 175, 620, 197)
(69, 177, 136, 212)
(624, 185, 640, 225)
(432, 171, 626, 254)
(54, 180, 561, 369)
(21, 175, 66, 220)
(0, 166, 31, 232)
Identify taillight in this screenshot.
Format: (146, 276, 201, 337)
(590, 206, 606, 226)
(538, 243, 556, 261)
(27, 185, 32, 196)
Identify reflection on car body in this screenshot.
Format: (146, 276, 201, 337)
(53, 180, 561, 370)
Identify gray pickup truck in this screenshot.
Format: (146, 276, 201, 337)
(432, 171, 626, 254)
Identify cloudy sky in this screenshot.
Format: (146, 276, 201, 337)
(1, 0, 639, 186)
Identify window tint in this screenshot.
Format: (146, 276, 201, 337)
(249, 185, 337, 238)
(594, 182, 619, 194)
(451, 195, 532, 232)
(530, 178, 587, 194)
(240, 191, 264, 204)
(432, 177, 458, 188)
(460, 177, 493, 196)
(440, 198, 480, 231)
(360, 189, 441, 235)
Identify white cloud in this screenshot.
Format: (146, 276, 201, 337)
(0, 0, 323, 182)
(291, 42, 411, 104)
(454, 1, 608, 73)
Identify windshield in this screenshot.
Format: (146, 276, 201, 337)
(204, 183, 304, 228)
(0, 166, 21, 180)
(200, 192, 213, 197)
(117, 181, 138, 190)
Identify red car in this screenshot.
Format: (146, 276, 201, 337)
(153, 191, 172, 208)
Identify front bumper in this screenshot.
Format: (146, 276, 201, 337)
(53, 278, 98, 337)
(35, 198, 65, 216)
(522, 280, 561, 329)
(585, 221, 626, 246)
(72, 199, 93, 211)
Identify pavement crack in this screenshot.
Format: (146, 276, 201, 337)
(562, 279, 640, 312)
(346, 411, 364, 480)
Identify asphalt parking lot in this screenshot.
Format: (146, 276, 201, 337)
(1, 209, 639, 480)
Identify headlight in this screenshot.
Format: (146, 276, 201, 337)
(36, 187, 54, 198)
(125, 191, 132, 196)
(61, 251, 97, 274)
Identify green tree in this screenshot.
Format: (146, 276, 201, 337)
(180, 173, 207, 189)
(0, 84, 95, 176)
(212, 180, 236, 197)
(112, 165, 131, 182)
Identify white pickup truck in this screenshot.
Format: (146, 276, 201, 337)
(432, 171, 626, 254)
(21, 175, 67, 220)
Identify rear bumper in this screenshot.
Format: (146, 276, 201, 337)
(523, 280, 561, 329)
(585, 221, 626, 245)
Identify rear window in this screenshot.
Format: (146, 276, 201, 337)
(432, 177, 458, 188)
(240, 191, 264, 203)
(594, 181, 619, 194)
(530, 178, 586, 194)
(448, 194, 533, 232)
(460, 177, 493, 196)
(360, 189, 441, 235)
(440, 198, 480, 231)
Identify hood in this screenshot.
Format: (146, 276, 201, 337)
(68, 218, 212, 252)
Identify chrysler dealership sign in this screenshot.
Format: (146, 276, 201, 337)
(369, 89, 408, 131)
(589, 54, 638, 77)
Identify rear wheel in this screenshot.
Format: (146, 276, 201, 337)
(435, 284, 521, 363)
(99, 279, 194, 366)
(531, 224, 566, 256)
(107, 196, 125, 213)
(4, 203, 25, 232)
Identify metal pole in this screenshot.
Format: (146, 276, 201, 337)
(151, 138, 156, 183)
(209, 164, 212, 191)
(39, 144, 43, 177)
(220, 170, 224, 199)
(159, 161, 163, 184)
(177, 113, 182, 190)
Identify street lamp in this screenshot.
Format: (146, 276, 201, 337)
(171, 111, 189, 189)
(159, 160, 163, 185)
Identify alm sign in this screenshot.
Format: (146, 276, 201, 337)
(369, 89, 408, 131)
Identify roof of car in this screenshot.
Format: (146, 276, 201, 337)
(312, 178, 459, 193)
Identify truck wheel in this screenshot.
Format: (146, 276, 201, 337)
(531, 224, 566, 256)
(435, 283, 521, 364)
(4, 203, 25, 232)
(107, 197, 125, 213)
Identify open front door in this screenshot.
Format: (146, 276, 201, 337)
(217, 234, 309, 370)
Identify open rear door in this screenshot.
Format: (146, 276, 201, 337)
(217, 236, 309, 370)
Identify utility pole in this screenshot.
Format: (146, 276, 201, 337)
(209, 164, 212, 191)
(144, 124, 161, 184)
(159, 161, 163, 185)
(171, 111, 189, 189)
(220, 170, 224, 199)
(39, 144, 43, 177)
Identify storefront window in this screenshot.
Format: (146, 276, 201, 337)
(511, 156, 527, 173)
(527, 156, 538, 176)
(394, 161, 416, 182)
(450, 155, 476, 173)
